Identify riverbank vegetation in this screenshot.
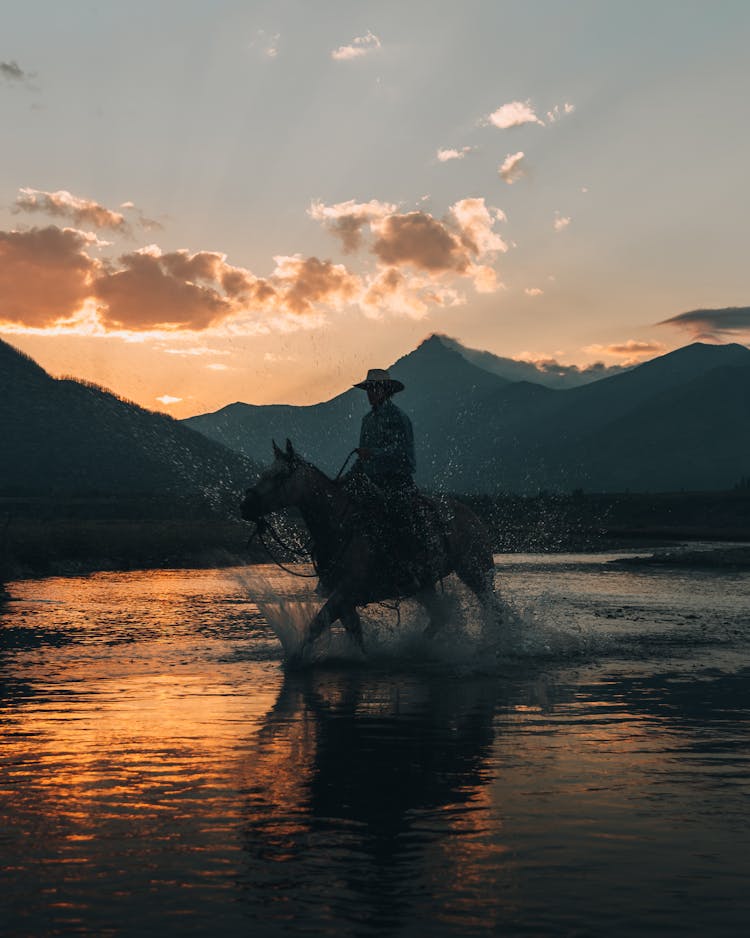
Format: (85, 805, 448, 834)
(1, 490, 749, 585)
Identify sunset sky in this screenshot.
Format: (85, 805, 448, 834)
(2, 0, 749, 417)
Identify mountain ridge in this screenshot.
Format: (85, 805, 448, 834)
(184, 337, 750, 493)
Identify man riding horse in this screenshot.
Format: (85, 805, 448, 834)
(343, 367, 425, 590)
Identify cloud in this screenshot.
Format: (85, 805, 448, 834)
(553, 213, 571, 232)
(450, 198, 508, 254)
(331, 31, 381, 61)
(360, 267, 463, 319)
(311, 196, 507, 304)
(156, 395, 182, 406)
(0, 226, 99, 327)
(486, 100, 543, 129)
(658, 306, 750, 340)
(436, 146, 474, 162)
(162, 346, 231, 357)
(499, 151, 526, 184)
(93, 248, 237, 330)
(546, 102, 576, 122)
(308, 198, 397, 252)
(270, 254, 361, 315)
(120, 200, 163, 231)
(584, 340, 665, 363)
(15, 188, 129, 232)
(371, 211, 472, 273)
(0, 222, 366, 335)
(524, 287, 544, 297)
(1, 60, 26, 82)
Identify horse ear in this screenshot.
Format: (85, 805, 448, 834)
(286, 439, 295, 458)
(272, 439, 283, 459)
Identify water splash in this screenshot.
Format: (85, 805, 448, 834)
(225, 565, 745, 671)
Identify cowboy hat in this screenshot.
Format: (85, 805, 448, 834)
(353, 367, 404, 394)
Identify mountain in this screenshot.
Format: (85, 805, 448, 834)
(438, 334, 631, 388)
(444, 342, 750, 492)
(0, 339, 257, 508)
(185, 337, 750, 494)
(185, 335, 509, 480)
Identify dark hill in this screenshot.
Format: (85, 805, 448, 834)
(0, 338, 257, 508)
(185, 337, 750, 494)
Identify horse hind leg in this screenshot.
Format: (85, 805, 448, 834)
(341, 606, 366, 655)
(456, 561, 497, 604)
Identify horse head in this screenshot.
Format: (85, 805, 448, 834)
(241, 439, 309, 522)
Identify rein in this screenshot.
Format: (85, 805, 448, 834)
(334, 448, 358, 481)
(247, 516, 320, 579)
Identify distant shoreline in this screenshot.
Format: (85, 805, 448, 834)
(2, 490, 749, 591)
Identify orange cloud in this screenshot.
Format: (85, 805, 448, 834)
(14, 188, 129, 232)
(311, 197, 507, 305)
(584, 340, 666, 363)
(271, 255, 362, 315)
(371, 211, 469, 272)
(0, 226, 98, 327)
(360, 267, 464, 319)
(94, 249, 234, 330)
(308, 198, 397, 252)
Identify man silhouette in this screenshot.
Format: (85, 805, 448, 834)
(344, 368, 422, 589)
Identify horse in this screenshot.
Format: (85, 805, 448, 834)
(241, 439, 497, 663)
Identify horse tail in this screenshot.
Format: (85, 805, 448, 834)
(444, 498, 495, 598)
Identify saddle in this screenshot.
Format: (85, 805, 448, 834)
(342, 476, 448, 587)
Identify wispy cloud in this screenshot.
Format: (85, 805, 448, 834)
(659, 306, 750, 340)
(250, 29, 280, 59)
(585, 340, 665, 357)
(120, 200, 163, 231)
(331, 31, 381, 61)
(485, 100, 543, 129)
(583, 339, 665, 366)
(156, 395, 182, 406)
(436, 146, 474, 162)
(546, 102, 575, 122)
(524, 287, 544, 297)
(15, 188, 130, 232)
(553, 212, 571, 232)
(484, 99, 575, 130)
(499, 151, 526, 184)
(1, 60, 26, 82)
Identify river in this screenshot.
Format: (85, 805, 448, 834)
(1, 552, 749, 936)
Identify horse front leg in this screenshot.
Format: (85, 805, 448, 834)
(340, 606, 365, 655)
(290, 591, 346, 665)
(417, 584, 449, 639)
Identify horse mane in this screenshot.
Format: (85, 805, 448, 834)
(291, 451, 337, 487)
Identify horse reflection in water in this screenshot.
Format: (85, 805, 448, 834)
(241, 440, 499, 663)
(236, 670, 507, 933)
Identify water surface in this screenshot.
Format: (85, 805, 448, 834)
(1, 555, 749, 936)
